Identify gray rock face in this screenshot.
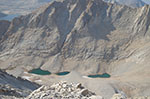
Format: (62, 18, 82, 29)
(0, 0, 150, 97)
(0, 20, 10, 40)
(0, 69, 39, 98)
(103, 0, 146, 7)
(0, 12, 7, 18)
(0, 84, 27, 98)
(0, 0, 149, 74)
(27, 81, 103, 99)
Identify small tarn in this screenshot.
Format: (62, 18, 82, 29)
(29, 68, 51, 75)
(56, 71, 70, 76)
(88, 73, 111, 78)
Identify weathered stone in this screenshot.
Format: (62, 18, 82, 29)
(26, 81, 103, 99)
(0, 0, 150, 97)
(81, 89, 91, 96)
(0, 69, 39, 98)
(111, 93, 126, 99)
(76, 83, 84, 89)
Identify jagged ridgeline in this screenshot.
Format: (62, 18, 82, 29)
(0, 0, 150, 78)
(103, 0, 146, 7)
(0, 0, 150, 98)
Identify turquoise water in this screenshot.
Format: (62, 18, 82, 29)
(0, 14, 19, 21)
(88, 73, 111, 78)
(56, 71, 70, 76)
(29, 69, 110, 78)
(29, 68, 51, 75)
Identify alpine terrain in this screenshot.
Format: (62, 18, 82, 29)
(0, 0, 150, 98)
(0, 69, 39, 98)
(103, 0, 146, 7)
(0, 12, 7, 18)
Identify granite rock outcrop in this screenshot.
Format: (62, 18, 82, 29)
(27, 81, 103, 99)
(0, 69, 39, 98)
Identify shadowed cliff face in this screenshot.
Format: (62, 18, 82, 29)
(0, 12, 7, 18)
(0, 69, 39, 97)
(0, 20, 10, 40)
(0, 0, 150, 96)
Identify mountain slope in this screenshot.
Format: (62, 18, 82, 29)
(103, 0, 146, 7)
(0, 20, 10, 40)
(0, 0, 150, 97)
(1, 0, 150, 74)
(0, 12, 7, 18)
(0, 69, 39, 97)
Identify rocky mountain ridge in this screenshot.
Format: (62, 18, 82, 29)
(0, 0, 150, 74)
(26, 81, 150, 99)
(0, 12, 7, 18)
(27, 81, 103, 99)
(0, 69, 39, 98)
(103, 0, 146, 7)
(0, 0, 150, 97)
(0, 80, 149, 99)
